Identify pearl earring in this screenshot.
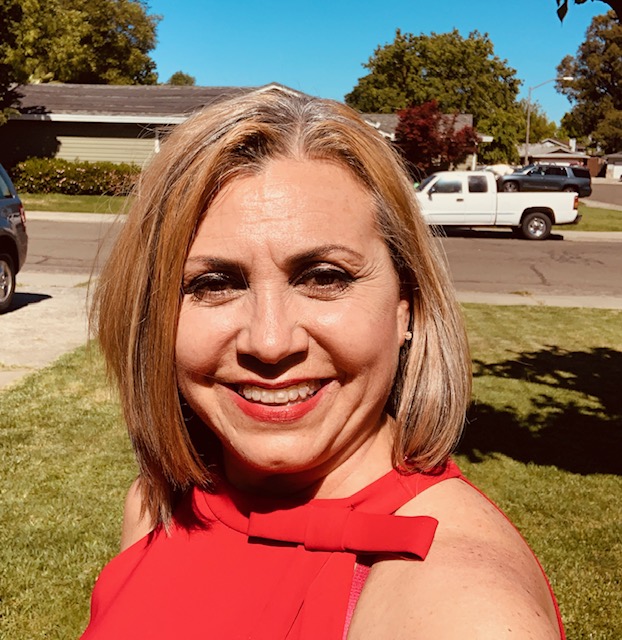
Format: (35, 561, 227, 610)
(404, 331, 413, 341)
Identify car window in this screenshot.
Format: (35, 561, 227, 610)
(544, 166, 567, 176)
(433, 177, 462, 194)
(468, 176, 488, 193)
(0, 174, 11, 198)
(570, 167, 591, 179)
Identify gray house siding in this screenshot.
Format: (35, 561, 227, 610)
(0, 120, 159, 168)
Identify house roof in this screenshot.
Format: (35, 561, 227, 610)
(11, 82, 305, 124)
(360, 113, 399, 140)
(360, 112, 474, 141)
(517, 139, 589, 161)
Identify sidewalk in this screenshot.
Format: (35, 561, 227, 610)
(1, 272, 91, 389)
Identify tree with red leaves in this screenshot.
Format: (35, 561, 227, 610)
(395, 101, 480, 176)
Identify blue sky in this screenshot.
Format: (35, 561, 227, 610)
(147, 0, 606, 124)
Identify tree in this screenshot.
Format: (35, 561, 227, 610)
(345, 29, 522, 164)
(557, 11, 622, 151)
(0, 0, 27, 124)
(395, 101, 479, 174)
(556, 0, 622, 22)
(4, 0, 160, 85)
(518, 99, 559, 143)
(166, 71, 196, 86)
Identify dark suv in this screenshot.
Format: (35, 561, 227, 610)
(498, 164, 592, 197)
(0, 164, 28, 313)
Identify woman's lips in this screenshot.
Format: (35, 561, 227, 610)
(228, 380, 328, 423)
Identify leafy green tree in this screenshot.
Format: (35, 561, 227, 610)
(518, 99, 559, 143)
(556, 0, 622, 22)
(345, 29, 522, 164)
(557, 11, 622, 151)
(166, 71, 196, 86)
(0, 0, 26, 124)
(5, 0, 160, 85)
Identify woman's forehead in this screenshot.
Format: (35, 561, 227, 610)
(189, 158, 385, 256)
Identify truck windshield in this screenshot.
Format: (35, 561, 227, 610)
(416, 175, 437, 191)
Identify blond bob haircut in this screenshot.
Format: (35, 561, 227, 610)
(92, 87, 471, 525)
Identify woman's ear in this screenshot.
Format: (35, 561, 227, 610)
(396, 296, 411, 347)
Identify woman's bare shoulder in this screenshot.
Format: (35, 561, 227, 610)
(120, 477, 155, 551)
(348, 478, 561, 639)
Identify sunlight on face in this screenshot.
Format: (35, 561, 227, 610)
(176, 159, 410, 496)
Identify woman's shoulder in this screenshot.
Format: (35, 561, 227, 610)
(348, 477, 562, 639)
(120, 477, 156, 551)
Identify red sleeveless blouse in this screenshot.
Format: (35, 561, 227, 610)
(80, 461, 565, 639)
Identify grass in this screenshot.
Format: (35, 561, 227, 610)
(556, 203, 622, 232)
(22, 192, 128, 215)
(1, 305, 621, 638)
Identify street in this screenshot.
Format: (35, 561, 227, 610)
(22, 216, 622, 299)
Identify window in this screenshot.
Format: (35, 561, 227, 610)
(433, 178, 462, 194)
(544, 166, 566, 176)
(468, 176, 488, 193)
(571, 167, 591, 179)
(0, 175, 11, 198)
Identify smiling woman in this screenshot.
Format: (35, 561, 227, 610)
(83, 88, 565, 639)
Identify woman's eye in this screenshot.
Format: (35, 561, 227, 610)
(295, 266, 354, 297)
(182, 272, 245, 303)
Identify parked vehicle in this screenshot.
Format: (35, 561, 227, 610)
(416, 171, 580, 240)
(497, 163, 592, 198)
(0, 164, 28, 313)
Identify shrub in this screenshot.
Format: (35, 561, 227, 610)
(12, 158, 141, 195)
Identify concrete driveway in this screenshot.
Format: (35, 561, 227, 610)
(1, 272, 91, 389)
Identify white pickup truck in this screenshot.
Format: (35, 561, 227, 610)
(415, 171, 581, 240)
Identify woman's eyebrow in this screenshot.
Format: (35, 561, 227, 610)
(285, 245, 365, 268)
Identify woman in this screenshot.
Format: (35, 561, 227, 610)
(83, 88, 565, 639)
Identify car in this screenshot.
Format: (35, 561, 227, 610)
(497, 163, 592, 198)
(0, 164, 28, 313)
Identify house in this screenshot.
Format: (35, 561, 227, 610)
(0, 82, 303, 169)
(604, 151, 622, 179)
(0, 83, 484, 173)
(361, 112, 487, 170)
(517, 138, 590, 166)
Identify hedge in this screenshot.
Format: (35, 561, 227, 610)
(12, 157, 141, 196)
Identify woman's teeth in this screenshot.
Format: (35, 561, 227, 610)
(239, 381, 321, 405)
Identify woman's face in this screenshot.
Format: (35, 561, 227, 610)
(176, 158, 410, 494)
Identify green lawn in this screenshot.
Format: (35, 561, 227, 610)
(1, 305, 621, 638)
(557, 203, 622, 232)
(22, 192, 128, 215)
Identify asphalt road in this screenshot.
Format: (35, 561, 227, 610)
(22, 216, 622, 299)
(589, 182, 622, 206)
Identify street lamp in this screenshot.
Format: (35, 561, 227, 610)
(524, 76, 574, 166)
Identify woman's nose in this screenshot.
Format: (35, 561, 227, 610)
(236, 289, 308, 364)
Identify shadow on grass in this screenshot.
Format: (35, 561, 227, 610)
(9, 292, 52, 312)
(458, 346, 622, 475)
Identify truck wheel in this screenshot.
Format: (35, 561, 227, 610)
(563, 185, 578, 193)
(521, 212, 552, 240)
(0, 253, 16, 313)
(502, 181, 519, 192)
